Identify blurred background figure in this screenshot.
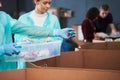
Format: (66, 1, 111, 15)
(93, 4, 118, 37)
(81, 7, 99, 42)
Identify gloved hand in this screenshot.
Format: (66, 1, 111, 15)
(54, 28, 76, 39)
(0, 43, 21, 56)
(114, 32, 120, 37)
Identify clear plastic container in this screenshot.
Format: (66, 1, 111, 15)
(5, 41, 62, 62)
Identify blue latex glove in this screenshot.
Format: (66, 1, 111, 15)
(114, 32, 120, 37)
(54, 28, 76, 39)
(0, 43, 21, 56)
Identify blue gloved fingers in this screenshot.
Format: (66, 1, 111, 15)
(64, 28, 74, 31)
(6, 44, 18, 56)
(12, 48, 20, 55)
(13, 44, 22, 55)
(5, 52, 12, 56)
(54, 28, 76, 39)
(4, 43, 22, 56)
(114, 32, 120, 37)
(65, 28, 74, 33)
(62, 28, 75, 39)
(67, 30, 76, 39)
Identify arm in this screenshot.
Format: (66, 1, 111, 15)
(108, 13, 117, 35)
(0, 11, 53, 37)
(7, 12, 74, 39)
(11, 12, 58, 37)
(4, 13, 55, 37)
(11, 21, 54, 37)
(109, 23, 117, 35)
(53, 15, 61, 29)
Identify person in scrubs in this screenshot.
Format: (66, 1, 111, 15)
(15, 0, 65, 42)
(0, 0, 74, 71)
(14, 0, 76, 69)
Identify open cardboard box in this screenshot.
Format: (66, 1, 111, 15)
(80, 42, 120, 50)
(31, 49, 120, 70)
(0, 67, 120, 80)
(72, 24, 120, 50)
(0, 49, 120, 80)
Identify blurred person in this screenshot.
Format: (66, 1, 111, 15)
(15, 0, 75, 43)
(0, 0, 73, 71)
(14, 0, 75, 69)
(93, 4, 117, 36)
(82, 7, 99, 42)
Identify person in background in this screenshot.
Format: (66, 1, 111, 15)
(82, 7, 99, 42)
(0, 0, 74, 71)
(93, 4, 117, 36)
(14, 0, 75, 69)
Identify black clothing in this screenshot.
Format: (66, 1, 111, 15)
(93, 13, 113, 33)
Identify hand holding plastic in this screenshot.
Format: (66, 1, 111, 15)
(54, 28, 76, 39)
(2, 43, 21, 56)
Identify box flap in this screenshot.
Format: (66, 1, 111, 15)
(0, 69, 26, 80)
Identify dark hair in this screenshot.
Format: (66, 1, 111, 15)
(86, 7, 99, 21)
(101, 4, 109, 11)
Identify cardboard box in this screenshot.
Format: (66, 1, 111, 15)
(107, 42, 120, 50)
(72, 24, 120, 50)
(0, 68, 120, 80)
(1, 49, 120, 80)
(31, 49, 120, 70)
(80, 42, 107, 50)
(81, 42, 120, 50)
(0, 69, 25, 80)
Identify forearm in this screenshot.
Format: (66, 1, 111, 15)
(11, 22, 55, 37)
(110, 23, 117, 35)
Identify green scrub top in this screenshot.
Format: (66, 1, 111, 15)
(14, 11, 62, 42)
(14, 11, 63, 69)
(0, 11, 58, 71)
